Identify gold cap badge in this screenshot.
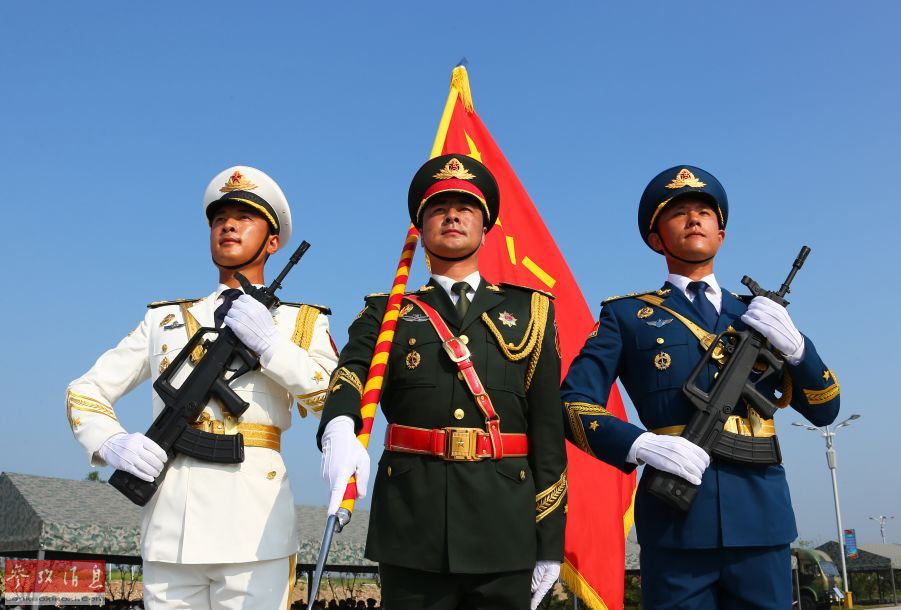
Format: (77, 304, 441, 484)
(433, 158, 476, 181)
(665, 168, 706, 190)
(220, 170, 258, 193)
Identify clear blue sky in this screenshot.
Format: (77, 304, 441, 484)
(2, 2, 899, 546)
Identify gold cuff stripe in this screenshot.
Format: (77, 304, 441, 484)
(803, 381, 840, 405)
(564, 401, 611, 458)
(329, 367, 364, 396)
(536, 470, 568, 523)
(298, 391, 327, 408)
(291, 305, 320, 351)
(66, 391, 118, 421)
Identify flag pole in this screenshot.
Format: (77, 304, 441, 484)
(307, 66, 466, 605)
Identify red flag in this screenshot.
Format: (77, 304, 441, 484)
(428, 66, 637, 610)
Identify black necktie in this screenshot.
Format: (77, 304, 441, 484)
(687, 281, 718, 330)
(214, 288, 242, 327)
(451, 281, 471, 320)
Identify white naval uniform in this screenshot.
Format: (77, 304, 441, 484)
(66, 287, 338, 608)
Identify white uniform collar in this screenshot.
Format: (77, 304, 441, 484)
(432, 271, 481, 304)
(666, 273, 722, 313)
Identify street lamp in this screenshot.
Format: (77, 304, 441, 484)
(793, 413, 860, 605)
(868, 515, 894, 545)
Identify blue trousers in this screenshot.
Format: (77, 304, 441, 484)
(639, 545, 791, 610)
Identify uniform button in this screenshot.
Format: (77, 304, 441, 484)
(408, 338, 416, 346)
(453, 409, 465, 420)
(162, 343, 168, 352)
(656, 338, 664, 345)
(457, 372, 465, 381)
(387, 466, 393, 477)
(460, 335, 469, 345)
(519, 470, 526, 481)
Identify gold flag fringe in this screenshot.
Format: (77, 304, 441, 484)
(561, 560, 611, 610)
(451, 66, 474, 113)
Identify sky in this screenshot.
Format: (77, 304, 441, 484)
(1, 2, 899, 546)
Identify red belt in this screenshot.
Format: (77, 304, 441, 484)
(386, 423, 528, 461)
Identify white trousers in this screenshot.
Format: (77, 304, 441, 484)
(143, 557, 292, 610)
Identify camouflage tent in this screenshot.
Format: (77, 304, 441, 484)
(0, 472, 372, 569)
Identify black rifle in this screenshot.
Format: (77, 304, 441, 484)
(109, 241, 311, 506)
(644, 246, 810, 512)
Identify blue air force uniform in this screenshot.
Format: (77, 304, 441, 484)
(562, 166, 841, 609)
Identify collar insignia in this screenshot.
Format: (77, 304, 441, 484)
(486, 284, 501, 292)
(433, 157, 476, 181)
(498, 311, 517, 327)
(665, 168, 706, 190)
(220, 170, 258, 193)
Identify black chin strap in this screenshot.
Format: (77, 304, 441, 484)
(657, 234, 715, 265)
(213, 233, 270, 270)
(425, 243, 481, 263)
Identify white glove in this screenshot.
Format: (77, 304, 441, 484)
(629, 432, 710, 486)
(530, 561, 561, 610)
(98, 432, 168, 482)
(223, 294, 282, 362)
(320, 416, 370, 515)
(741, 296, 805, 364)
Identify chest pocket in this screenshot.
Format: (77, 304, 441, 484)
(389, 323, 441, 388)
(634, 327, 694, 392)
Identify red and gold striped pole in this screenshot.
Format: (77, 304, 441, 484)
(309, 66, 464, 605)
(339, 224, 419, 510)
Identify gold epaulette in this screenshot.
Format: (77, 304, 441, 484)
(280, 302, 332, 315)
(147, 298, 201, 309)
(601, 288, 670, 306)
(498, 282, 555, 299)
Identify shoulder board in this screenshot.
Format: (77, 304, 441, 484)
(364, 292, 389, 301)
(498, 282, 555, 300)
(601, 288, 671, 306)
(147, 298, 201, 309)
(279, 302, 332, 315)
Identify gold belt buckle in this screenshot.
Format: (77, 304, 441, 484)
(445, 427, 481, 461)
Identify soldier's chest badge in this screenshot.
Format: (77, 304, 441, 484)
(405, 350, 421, 370)
(636, 306, 654, 319)
(498, 311, 517, 327)
(645, 318, 673, 328)
(159, 313, 175, 327)
(654, 351, 672, 371)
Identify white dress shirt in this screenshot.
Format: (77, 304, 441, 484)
(432, 271, 481, 305)
(666, 273, 722, 313)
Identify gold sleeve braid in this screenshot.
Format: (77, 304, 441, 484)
(803, 371, 840, 405)
(291, 305, 321, 351)
(66, 391, 118, 428)
(563, 401, 612, 458)
(328, 367, 363, 397)
(536, 470, 567, 523)
(481, 292, 550, 390)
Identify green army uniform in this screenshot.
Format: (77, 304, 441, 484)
(318, 154, 566, 609)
